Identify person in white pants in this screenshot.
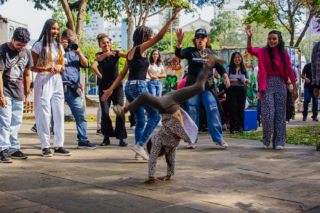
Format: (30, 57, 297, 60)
(31, 19, 71, 157)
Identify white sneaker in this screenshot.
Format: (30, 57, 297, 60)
(131, 144, 149, 160)
(262, 144, 269, 149)
(275, 145, 284, 150)
(134, 153, 143, 160)
(217, 141, 229, 149)
(186, 143, 196, 149)
(130, 126, 136, 130)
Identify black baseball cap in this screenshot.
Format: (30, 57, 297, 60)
(194, 28, 207, 37)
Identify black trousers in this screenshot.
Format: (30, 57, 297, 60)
(226, 86, 246, 131)
(99, 84, 127, 139)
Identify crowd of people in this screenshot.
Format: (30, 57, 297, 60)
(1, 7, 320, 182)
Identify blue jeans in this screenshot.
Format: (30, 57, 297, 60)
(125, 80, 160, 146)
(147, 79, 162, 97)
(303, 87, 318, 119)
(64, 86, 88, 142)
(186, 88, 223, 143)
(0, 97, 23, 153)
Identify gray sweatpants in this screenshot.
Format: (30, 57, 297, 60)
(261, 76, 287, 147)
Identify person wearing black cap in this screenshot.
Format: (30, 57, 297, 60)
(175, 28, 230, 149)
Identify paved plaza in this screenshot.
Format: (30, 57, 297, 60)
(0, 113, 320, 213)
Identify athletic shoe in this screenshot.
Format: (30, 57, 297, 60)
(54, 147, 72, 156)
(275, 145, 284, 150)
(262, 144, 270, 149)
(96, 129, 102, 135)
(135, 153, 143, 160)
(78, 141, 96, 149)
(11, 150, 28, 159)
(112, 105, 124, 117)
(42, 148, 53, 157)
(100, 137, 110, 146)
(130, 125, 136, 130)
(186, 143, 196, 149)
(217, 141, 229, 149)
(31, 124, 37, 133)
(0, 150, 12, 163)
(119, 139, 128, 147)
(316, 145, 320, 151)
(313, 118, 319, 122)
(131, 144, 149, 160)
(303, 116, 307, 121)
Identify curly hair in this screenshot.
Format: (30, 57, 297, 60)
(132, 26, 153, 46)
(229, 52, 247, 75)
(96, 33, 110, 46)
(149, 49, 162, 66)
(266, 30, 286, 72)
(12, 27, 30, 43)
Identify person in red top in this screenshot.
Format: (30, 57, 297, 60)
(246, 25, 297, 150)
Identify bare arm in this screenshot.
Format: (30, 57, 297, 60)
(147, 68, 158, 79)
(91, 60, 102, 79)
(75, 49, 88, 68)
(95, 51, 116, 62)
(23, 68, 31, 106)
(246, 25, 253, 49)
(0, 70, 8, 108)
(118, 52, 127, 58)
(158, 68, 167, 79)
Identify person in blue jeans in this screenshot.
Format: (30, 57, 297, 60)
(102, 7, 182, 160)
(147, 49, 166, 97)
(301, 63, 318, 122)
(175, 28, 231, 149)
(61, 29, 96, 149)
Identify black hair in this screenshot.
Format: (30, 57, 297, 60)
(132, 26, 153, 46)
(149, 49, 162, 66)
(34, 19, 63, 67)
(12, 27, 30, 43)
(229, 52, 246, 75)
(62, 29, 74, 38)
(266, 30, 286, 72)
(96, 33, 110, 46)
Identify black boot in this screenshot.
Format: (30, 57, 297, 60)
(100, 137, 110, 146)
(119, 139, 128, 147)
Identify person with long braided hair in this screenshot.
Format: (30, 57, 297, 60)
(101, 7, 182, 160)
(246, 26, 297, 150)
(31, 19, 71, 157)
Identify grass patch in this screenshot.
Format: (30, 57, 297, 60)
(225, 125, 320, 146)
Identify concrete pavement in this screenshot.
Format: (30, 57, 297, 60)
(0, 119, 320, 213)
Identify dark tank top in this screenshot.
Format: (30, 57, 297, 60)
(128, 45, 149, 81)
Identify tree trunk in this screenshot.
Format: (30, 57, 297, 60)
(75, 0, 88, 43)
(127, 17, 133, 49)
(61, 0, 75, 33)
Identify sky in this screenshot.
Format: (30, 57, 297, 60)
(0, 0, 242, 40)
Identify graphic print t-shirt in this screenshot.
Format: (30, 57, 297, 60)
(0, 43, 33, 101)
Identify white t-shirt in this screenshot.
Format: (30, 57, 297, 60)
(32, 41, 64, 67)
(148, 63, 164, 78)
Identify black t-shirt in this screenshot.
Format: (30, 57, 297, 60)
(96, 51, 120, 89)
(128, 46, 149, 81)
(0, 43, 33, 101)
(175, 47, 226, 77)
(302, 63, 312, 88)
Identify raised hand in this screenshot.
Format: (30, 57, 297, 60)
(176, 28, 184, 43)
(246, 24, 253, 38)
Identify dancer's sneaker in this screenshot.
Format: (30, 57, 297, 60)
(217, 141, 228, 149)
(262, 144, 270, 149)
(54, 147, 72, 156)
(0, 150, 12, 163)
(275, 145, 284, 150)
(131, 144, 149, 160)
(42, 148, 53, 157)
(186, 143, 196, 149)
(112, 105, 124, 117)
(11, 150, 28, 159)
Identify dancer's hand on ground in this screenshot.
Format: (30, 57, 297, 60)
(144, 177, 159, 184)
(157, 176, 171, 181)
(246, 24, 253, 38)
(0, 96, 8, 108)
(101, 89, 112, 101)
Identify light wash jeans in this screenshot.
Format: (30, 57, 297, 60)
(125, 80, 160, 146)
(0, 97, 23, 154)
(64, 86, 88, 142)
(186, 88, 223, 143)
(147, 79, 163, 97)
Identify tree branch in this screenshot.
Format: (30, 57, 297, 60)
(61, 0, 76, 33)
(75, 0, 88, 42)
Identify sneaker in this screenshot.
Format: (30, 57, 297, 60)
(0, 150, 12, 163)
(54, 147, 72, 156)
(31, 124, 37, 133)
(100, 137, 110, 146)
(217, 141, 229, 149)
(42, 148, 53, 157)
(186, 143, 196, 149)
(131, 144, 149, 160)
(96, 129, 102, 135)
(313, 118, 319, 122)
(130, 125, 136, 130)
(303, 117, 307, 121)
(134, 153, 143, 160)
(262, 144, 270, 149)
(275, 145, 284, 150)
(78, 141, 96, 149)
(119, 139, 128, 147)
(11, 150, 28, 159)
(112, 105, 124, 117)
